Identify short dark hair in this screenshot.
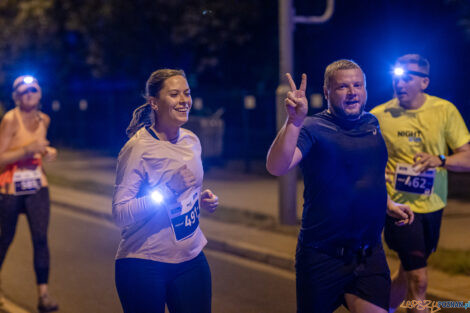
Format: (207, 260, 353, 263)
(396, 54, 430, 75)
(324, 59, 365, 89)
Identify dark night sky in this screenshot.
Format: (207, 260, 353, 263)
(2, 0, 468, 155)
(292, 0, 469, 117)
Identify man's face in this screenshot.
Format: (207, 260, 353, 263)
(393, 63, 429, 107)
(324, 68, 367, 120)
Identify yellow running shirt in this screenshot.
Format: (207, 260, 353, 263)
(371, 94, 470, 213)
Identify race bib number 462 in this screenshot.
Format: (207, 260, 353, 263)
(394, 163, 435, 196)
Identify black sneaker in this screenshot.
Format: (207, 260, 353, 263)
(37, 294, 59, 313)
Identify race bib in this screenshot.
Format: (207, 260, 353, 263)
(167, 191, 200, 241)
(394, 163, 435, 196)
(13, 167, 42, 195)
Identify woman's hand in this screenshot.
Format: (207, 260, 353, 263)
(200, 189, 218, 213)
(167, 165, 196, 196)
(24, 139, 49, 158)
(42, 146, 58, 162)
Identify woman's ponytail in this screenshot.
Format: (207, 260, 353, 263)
(125, 69, 186, 138)
(126, 103, 153, 138)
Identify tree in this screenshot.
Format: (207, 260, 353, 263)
(0, 0, 277, 95)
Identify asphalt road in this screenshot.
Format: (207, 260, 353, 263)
(1, 204, 352, 313)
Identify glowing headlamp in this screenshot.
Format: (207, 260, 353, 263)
(392, 67, 429, 78)
(393, 67, 405, 76)
(150, 183, 178, 205)
(23, 76, 34, 84)
(13, 75, 38, 92)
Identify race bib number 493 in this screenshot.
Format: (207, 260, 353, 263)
(394, 163, 435, 196)
(168, 191, 200, 242)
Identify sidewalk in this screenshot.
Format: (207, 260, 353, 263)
(43, 150, 470, 303)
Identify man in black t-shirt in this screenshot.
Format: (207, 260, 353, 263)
(266, 59, 414, 313)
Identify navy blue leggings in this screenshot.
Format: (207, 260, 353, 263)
(115, 252, 212, 313)
(0, 187, 51, 284)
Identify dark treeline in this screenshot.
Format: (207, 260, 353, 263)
(0, 0, 469, 158)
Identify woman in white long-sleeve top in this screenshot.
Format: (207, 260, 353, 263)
(112, 69, 219, 313)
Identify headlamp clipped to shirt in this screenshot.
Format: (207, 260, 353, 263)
(151, 190, 164, 204)
(393, 67, 429, 78)
(150, 184, 178, 205)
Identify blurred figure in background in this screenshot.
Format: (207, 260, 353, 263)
(0, 75, 58, 312)
(371, 54, 470, 313)
(113, 69, 218, 313)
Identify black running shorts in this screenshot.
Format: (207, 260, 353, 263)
(384, 209, 443, 271)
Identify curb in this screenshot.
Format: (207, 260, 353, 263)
(0, 297, 31, 313)
(50, 198, 294, 272)
(52, 199, 114, 222)
(206, 239, 294, 271)
(50, 198, 465, 303)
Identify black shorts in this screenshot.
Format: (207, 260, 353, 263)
(295, 243, 391, 313)
(384, 209, 443, 271)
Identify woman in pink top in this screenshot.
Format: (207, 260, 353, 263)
(0, 76, 58, 312)
(113, 69, 219, 313)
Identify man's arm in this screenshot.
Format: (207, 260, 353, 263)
(266, 123, 303, 176)
(445, 143, 470, 172)
(266, 73, 308, 176)
(413, 142, 470, 173)
(386, 195, 414, 226)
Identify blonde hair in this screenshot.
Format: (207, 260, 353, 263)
(323, 59, 365, 90)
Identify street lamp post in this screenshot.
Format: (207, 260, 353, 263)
(277, 0, 335, 225)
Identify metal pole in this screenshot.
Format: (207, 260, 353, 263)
(277, 0, 298, 225)
(279, 0, 293, 82)
(276, 0, 335, 225)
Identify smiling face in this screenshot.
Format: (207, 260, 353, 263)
(151, 75, 192, 130)
(324, 68, 367, 120)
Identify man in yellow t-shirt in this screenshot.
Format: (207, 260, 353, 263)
(371, 54, 470, 313)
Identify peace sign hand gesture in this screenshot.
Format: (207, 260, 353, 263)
(285, 73, 308, 127)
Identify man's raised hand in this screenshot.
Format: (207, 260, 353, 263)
(285, 73, 308, 127)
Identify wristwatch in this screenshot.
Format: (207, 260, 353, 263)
(438, 154, 446, 167)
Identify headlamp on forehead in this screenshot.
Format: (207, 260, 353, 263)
(13, 75, 38, 92)
(392, 67, 429, 78)
(393, 67, 405, 76)
(23, 76, 35, 84)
